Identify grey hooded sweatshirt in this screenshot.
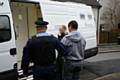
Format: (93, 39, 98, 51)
(61, 31, 86, 61)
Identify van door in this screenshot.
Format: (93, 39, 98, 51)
(11, 2, 38, 69)
(11, 3, 29, 68)
(0, 0, 17, 79)
(0, 15, 16, 72)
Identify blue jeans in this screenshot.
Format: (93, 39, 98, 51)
(33, 65, 56, 80)
(64, 60, 81, 80)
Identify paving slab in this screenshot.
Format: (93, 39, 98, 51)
(80, 69, 98, 80)
(84, 59, 120, 76)
(94, 73, 120, 80)
(99, 44, 120, 53)
(86, 52, 120, 62)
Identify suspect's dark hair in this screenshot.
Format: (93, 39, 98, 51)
(68, 20, 78, 29)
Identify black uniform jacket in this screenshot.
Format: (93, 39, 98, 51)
(21, 33, 67, 75)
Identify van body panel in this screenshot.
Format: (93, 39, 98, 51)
(11, 2, 39, 69)
(0, 0, 16, 75)
(0, 14, 16, 72)
(40, 1, 97, 50)
(0, 0, 11, 14)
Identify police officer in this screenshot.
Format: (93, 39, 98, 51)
(21, 20, 67, 80)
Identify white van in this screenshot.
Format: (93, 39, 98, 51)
(0, 0, 98, 79)
(40, 0, 98, 59)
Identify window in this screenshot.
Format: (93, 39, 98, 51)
(80, 14, 85, 19)
(88, 15, 92, 20)
(0, 16, 11, 43)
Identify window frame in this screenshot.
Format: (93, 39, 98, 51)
(88, 14, 92, 20)
(0, 15, 12, 43)
(80, 14, 85, 20)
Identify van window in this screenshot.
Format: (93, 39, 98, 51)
(80, 14, 85, 19)
(0, 16, 11, 43)
(88, 15, 92, 20)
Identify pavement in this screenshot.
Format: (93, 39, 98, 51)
(85, 59, 120, 76)
(80, 58, 120, 80)
(99, 44, 120, 53)
(80, 44, 120, 80)
(80, 69, 98, 80)
(86, 52, 120, 62)
(94, 73, 120, 80)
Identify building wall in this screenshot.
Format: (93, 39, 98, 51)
(99, 0, 120, 43)
(99, 0, 108, 25)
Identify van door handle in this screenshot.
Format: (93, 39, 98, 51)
(10, 48, 17, 56)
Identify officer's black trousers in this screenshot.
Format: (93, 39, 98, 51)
(56, 56, 64, 80)
(33, 65, 56, 80)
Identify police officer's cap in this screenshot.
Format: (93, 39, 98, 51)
(35, 20, 49, 28)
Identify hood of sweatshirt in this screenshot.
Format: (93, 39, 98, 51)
(66, 31, 83, 43)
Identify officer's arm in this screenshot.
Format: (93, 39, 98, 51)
(54, 37, 67, 56)
(61, 37, 71, 46)
(21, 39, 31, 75)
